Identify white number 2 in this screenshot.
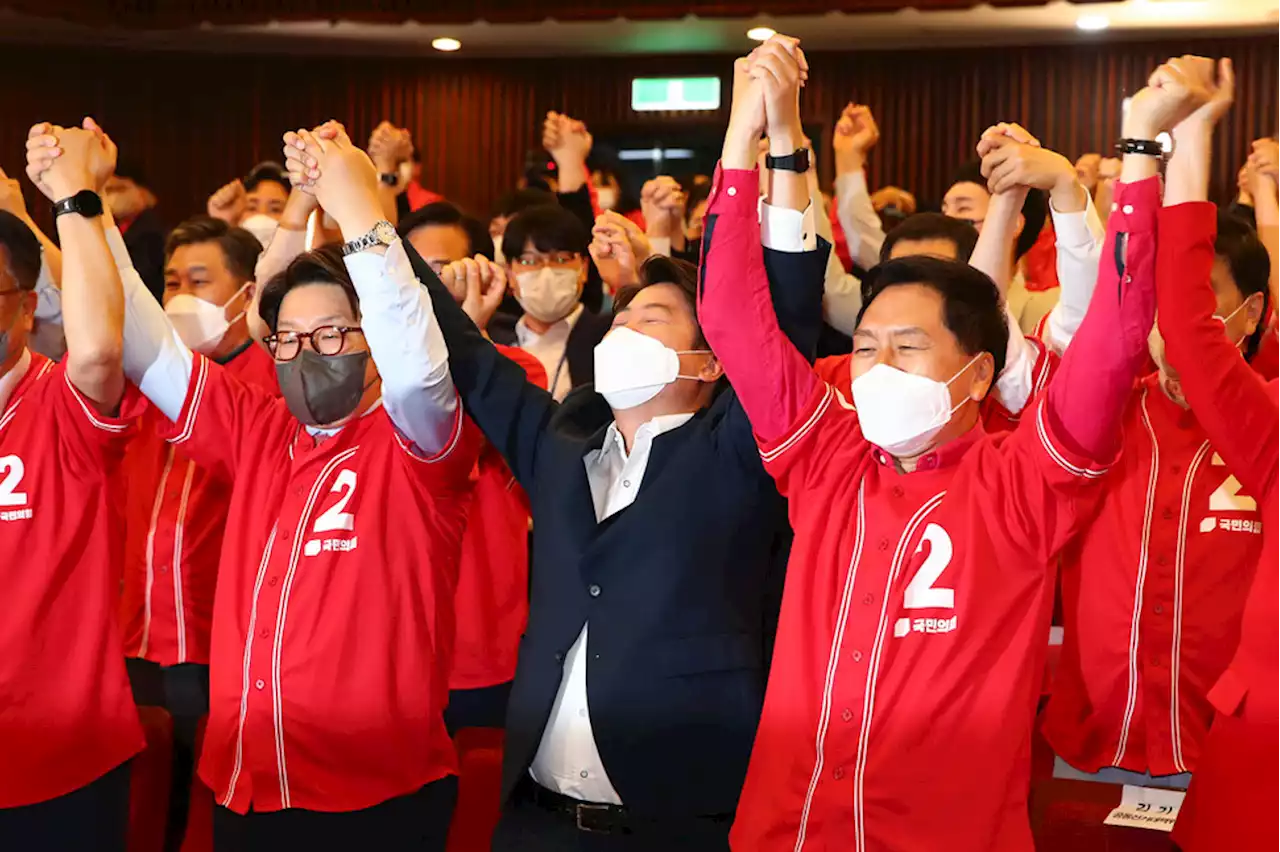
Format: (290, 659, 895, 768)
(313, 470, 357, 533)
(903, 523, 954, 610)
(0, 455, 28, 507)
(1208, 453, 1256, 513)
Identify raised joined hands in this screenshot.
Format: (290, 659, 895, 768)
(282, 121, 382, 237)
(25, 118, 117, 202)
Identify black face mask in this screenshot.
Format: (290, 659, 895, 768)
(275, 348, 371, 427)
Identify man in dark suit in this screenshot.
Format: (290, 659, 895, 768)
(103, 158, 165, 302)
(487, 203, 612, 400)
(407, 48, 825, 850)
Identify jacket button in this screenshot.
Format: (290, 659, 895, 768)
(877, 539, 889, 551)
(588, 584, 601, 598)
(892, 486, 904, 498)
(255, 679, 265, 690)
(833, 767, 844, 780)
(1154, 604, 1164, 615)
(268, 576, 279, 587)
(841, 708, 853, 722)
(852, 650, 863, 662)
(1162, 508, 1175, 520)
(862, 594, 874, 606)
(1156, 555, 1168, 566)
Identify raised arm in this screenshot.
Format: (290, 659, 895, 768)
(285, 122, 456, 455)
(1246, 138, 1279, 310)
(24, 121, 124, 412)
(1044, 56, 1208, 461)
(247, 185, 318, 347)
(698, 39, 819, 443)
(833, 103, 886, 272)
(1158, 58, 1277, 497)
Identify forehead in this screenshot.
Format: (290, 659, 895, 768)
(407, 223, 470, 259)
(520, 238, 575, 256)
(859, 282, 949, 331)
(889, 237, 958, 262)
(619, 281, 694, 319)
(167, 241, 229, 272)
(943, 181, 989, 206)
(247, 181, 288, 200)
(277, 281, 358, 327)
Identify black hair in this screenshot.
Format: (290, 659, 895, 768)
(165, 215, 263, 281)
(613, 255, 708, 349)
(587, 143, 639, 213)
(856, 255, 1009, 380)
(948, 160, 1047, 260)
(243, 161, 291, 195)
(1216, 211, 1271, 361)
(881, 213, 980, 264)
(492, 187, 557, 221)
(113, 157, 148, 188)
(685, 179, 713, 224)
(501, 203, 589, 264)
(258, 244, 358, 334)
(0, 210, 42, 291)
(397, 201, 493, 260)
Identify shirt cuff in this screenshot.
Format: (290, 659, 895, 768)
(1109, 178, 1161, 235)
(760, 202, 817, 253)
(707, 163, 760, 218)
(1049, 192, 1104, 250)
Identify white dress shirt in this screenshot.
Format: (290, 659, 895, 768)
(107, 227, 458, 455)
(516, 303, 584, 401)
(528, 412, 694, 804)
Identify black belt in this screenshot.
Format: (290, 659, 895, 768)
(526, 782, 732, 835)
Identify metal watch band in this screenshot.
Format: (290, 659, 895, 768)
(1115, 138, 1165, 157)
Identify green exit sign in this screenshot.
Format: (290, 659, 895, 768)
(631, 77, 721, 112)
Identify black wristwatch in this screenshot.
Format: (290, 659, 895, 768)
(379, 172, 399, 186)
(1115, 138, 1165, 157)
(53, 189, 104, 219)
(765, 148, 811, 173)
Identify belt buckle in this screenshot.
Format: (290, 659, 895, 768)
(575, 802, 612, 833)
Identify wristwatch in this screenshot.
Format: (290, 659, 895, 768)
(341, 220, 397, 256)
(379, 172, 399, 187)
(765, 148, 811, 173)
(53, 189, 104, 219)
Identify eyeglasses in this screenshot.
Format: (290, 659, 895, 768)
(264, 325, 364, 362)
(514, 252, 580, 270)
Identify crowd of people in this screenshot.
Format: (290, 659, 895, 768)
(0, 34, 1276, 852)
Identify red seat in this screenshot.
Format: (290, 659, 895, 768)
(127, 705, 173, 852)
(446, 728, 506, 852)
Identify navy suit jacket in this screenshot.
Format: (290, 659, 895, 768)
(403, 219, 830, 818)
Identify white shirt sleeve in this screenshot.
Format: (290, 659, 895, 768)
(33, 254, 61, 323)
(1042, 192, 1105, 354)
(994, 306, 1037, 416)
(759, 201, 817, 252)
(835, 170, 887, 272)
(105, 226, 194, 421)
(343, 238, 457, 456)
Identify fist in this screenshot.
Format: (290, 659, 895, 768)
(208, 178, 247, 223)
(981, 138, 1076, 196)
(282, 122, 379, 231)
(440, 255, 507, 330)
(25, 122, 102, 202)
(0, 168, 27, 219)
(589, 211, 651, 296)
(1248, 137, 1279, 183)
(834, 103, 879, 156)
(367, 120, 413, 171)
(542, 111, 592, 162)
(640, 176, 685, 238)
(747, 35, 807, 140)
(870, 186, 915, 216)
(1126, 54, 1218, 138)
(728, 55, 767, 141)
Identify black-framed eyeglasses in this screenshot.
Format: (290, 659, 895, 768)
(264, 325, 364, 362)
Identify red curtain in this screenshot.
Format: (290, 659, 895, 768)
(0, 34, 1272, 232)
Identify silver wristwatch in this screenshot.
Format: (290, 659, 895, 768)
(341, 220, 397, 256)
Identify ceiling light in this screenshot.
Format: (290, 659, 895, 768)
(747, 26, 776, 41)
(1076, 14, 1109, 31)
(431, 37, 461, 51)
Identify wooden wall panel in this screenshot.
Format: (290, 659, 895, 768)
(0, 34, 1273, 234)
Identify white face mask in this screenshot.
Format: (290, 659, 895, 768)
(1213, 299, 1252, 348)
(165, 281, 251, 355)
(515, 267, 581, 324)
(240, 213, 279, 248)
(593, 326, 710, 410)
(595, 186, 618, 212)
(850, 355, 980, 458)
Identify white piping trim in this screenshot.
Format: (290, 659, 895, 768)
(222, 523, 278, 808)
(0, 402, 20, 435)
(793, 478, 866, 851)
(169, 356, 209, 446)
(1171, 441, 1211, 773)
(271, 446, 360, 808)
(139, 448, 176, 659)
(1036, 404, 1107, 479)
(62, 372, 128, 432)
(762, 385, 834, 464)
(1112, 388, 1159, 766)
(394, 402, 463, 464)
(854, 491, 946, 852)
(171, 461, 196, 664)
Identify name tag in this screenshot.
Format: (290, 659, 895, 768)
(1103, 785, 1184, 833)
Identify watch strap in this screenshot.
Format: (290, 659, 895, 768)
(53, 190, 104, 219)
(341, 221, 396, 257)
(765, 148, 811, 173)
(1115, 138, 1165, 157)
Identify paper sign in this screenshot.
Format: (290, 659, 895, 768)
(1103, 784, 1185, 832)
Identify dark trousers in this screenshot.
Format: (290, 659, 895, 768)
(490, 780, 732, 852)
(213, 775, 458, 852)
(0, 761, 132, 852)
(445, 680, 513, 735)
(126, 658, 210, 852)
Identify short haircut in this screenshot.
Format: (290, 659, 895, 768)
(685, 179, 712, 219)
(243, 161, 291, 195)
(856, 255, 1009, 379)
(165, 216, 263, 281)
(0, 210, 42, 291)
(1216, 211, 1272, 360)
(258, 244, 358, 334)
(613, 255, 708, 349)
(397, 201, 493, 260)
(949, 160, 1047, 261)
(501, 203, 589, 263)
(492, 187, 556, 221)
(113, 157, 148, 188)
(880, 213, 980, 263)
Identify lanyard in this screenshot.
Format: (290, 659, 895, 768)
(549, 348, 570, 397)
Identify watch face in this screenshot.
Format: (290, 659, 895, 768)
(373, 220, 397, 245)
